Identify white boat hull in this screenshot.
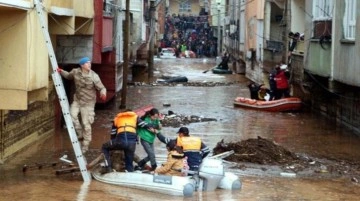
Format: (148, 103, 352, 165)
(92, 156, 242, 197)
(92, 168, 196, 197)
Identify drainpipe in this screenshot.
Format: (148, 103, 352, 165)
(329, 1, 336, 85)
(217, 0, 221, 56)
(238, 0, 242, 54)
(282, 0, 290, 64)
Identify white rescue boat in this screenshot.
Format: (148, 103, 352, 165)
(91, 151, 241, 197)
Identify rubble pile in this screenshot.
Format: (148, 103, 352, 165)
(157, 81, 237, 87)
(213, 137, 360, 181)
(160, 112, 217, 128)
(129, 81, 240, 87)
(213, 136, 299, 165)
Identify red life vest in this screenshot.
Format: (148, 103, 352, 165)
(275, 71, 289, 89)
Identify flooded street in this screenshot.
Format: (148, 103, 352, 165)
(1, 58, 360, 200)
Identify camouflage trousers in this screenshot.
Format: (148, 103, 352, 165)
(70, 100, 95, 152)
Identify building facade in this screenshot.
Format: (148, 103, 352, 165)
(168, 0, 202, 16)
(219, 0, 360, 135)
(0, 0, 127, 161)
(304, 0, 360, 134)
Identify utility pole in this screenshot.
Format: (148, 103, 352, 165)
(217, 0, 221, 56)
(148, 0, 156, 81)
(282, 0, 290, 65)
(120, 0, 130, 109)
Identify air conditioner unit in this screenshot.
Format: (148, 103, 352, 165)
(313, 20, 332, 39)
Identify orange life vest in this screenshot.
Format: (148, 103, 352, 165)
(113, 111, 137, 134)
(176, 136, 201, 151)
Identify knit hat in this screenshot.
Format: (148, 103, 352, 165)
(79, 57, 91, 65)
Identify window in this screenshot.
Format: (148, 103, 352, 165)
(179, 1, 191, 12)
(312, 0, 334, 39)
(312, 0, 334, 20)
(343, 0, 356, 40)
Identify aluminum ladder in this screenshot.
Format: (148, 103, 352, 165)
(34, 0, 91, 182)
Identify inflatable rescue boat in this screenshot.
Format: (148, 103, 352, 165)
(92, 151, 241, 197)
(234, 97, 302, 112)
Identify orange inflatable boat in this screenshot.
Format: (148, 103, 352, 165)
(233, 97, 302, 112)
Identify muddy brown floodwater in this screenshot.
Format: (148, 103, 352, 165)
(1, 58, 360, 201)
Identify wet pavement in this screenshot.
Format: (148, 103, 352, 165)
(1, 58, 360, 200)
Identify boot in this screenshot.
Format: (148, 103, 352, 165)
(150, 164, 157, 171)
(81, 142, 89, 154)
(137, 160, 146, 170)
(81, 146, 88, 154)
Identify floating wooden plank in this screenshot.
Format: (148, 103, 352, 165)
(22, 162, 58, 172)
(55, 167, 80, 175)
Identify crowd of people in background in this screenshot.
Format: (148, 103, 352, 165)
(159, 13, 218, 58)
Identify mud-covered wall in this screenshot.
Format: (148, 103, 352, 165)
(305, 74, 360, 136)
(0, 83, 56, 161)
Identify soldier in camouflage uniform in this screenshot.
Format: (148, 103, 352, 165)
(58, 57, 107, 153)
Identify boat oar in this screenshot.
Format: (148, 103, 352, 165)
(203, 66, 217, 73)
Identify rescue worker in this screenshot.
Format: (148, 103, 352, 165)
(153, 140, 186, 176)
(101, 109, 155, 173)
(57, 57, 107, 153)
(274, 64, 290, 99)
(157, 127, 210, 172)
(269, 68, 278, 101)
